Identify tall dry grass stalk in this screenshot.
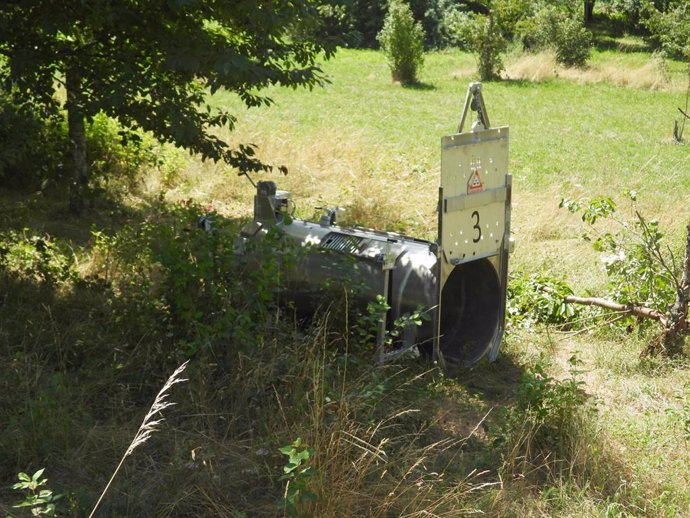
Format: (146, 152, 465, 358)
(88, 360, 189, 518)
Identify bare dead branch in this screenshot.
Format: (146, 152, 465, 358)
(539, 285, 666, 324)
(563, 294, 666, 323)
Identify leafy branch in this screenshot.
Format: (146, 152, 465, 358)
(558, 193, 690, 355)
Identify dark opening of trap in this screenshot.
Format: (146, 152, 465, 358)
(439, 259, 501, 366)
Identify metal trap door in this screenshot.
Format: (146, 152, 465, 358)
(435, 85, 512, 367)
(440, 126, 510, 266)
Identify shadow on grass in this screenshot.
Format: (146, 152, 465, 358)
(499, 78, 539, 88)
(592, 35, 652, 54)
(428, 350, 648, 512)
(587, 13, 652, 54)
(401, 80, 437, 91)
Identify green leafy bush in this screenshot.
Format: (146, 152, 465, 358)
(508, 272, 581, 328)
(85, 113, 187, 201)
(560, 192, 678, 314)
(377, 0, 426, 84)
(0, 89, 183, 200)
(641, 0, 690, 59)
(0, 92, 65, 190)
(473, 14, 508, 80)
(606, 0, 645, 31)
(554, 16, 593, 67)
(0, 230, 78, 285)
(421, 0, 475, 49)
(438, 9, 476, 49)
(91, 202, 300, 359)
(496, 356, 597, 480)
(515, 6, 558, 51)
(516, 6, 592, 67)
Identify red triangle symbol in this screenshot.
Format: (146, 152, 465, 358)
(468, 168, 484, 193)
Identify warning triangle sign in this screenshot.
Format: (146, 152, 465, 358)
(468, 167, 484, 194)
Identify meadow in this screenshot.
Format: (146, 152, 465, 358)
(1, 42, 690, 517)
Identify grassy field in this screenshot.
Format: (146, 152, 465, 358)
(202, 47, 690, 287)
(1, 43, 690, 517)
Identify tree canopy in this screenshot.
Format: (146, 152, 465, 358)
(0, 0, 337, 209)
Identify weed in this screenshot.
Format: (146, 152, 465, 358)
(496, 355, 597, 483)
(279, 438, 317, 518)
(8, 468, 63, 518)
(355, 294, 429, 356)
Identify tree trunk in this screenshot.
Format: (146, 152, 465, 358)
(66, 68, 89, 215)
(584, 1, 595, 25)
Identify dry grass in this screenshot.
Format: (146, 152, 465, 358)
(134, 314, 499, 518)
(146, 126, 440, 239)
(270, 316, 492, 517)
(505, 51, 684, 91)
(88, 361, 189, 518)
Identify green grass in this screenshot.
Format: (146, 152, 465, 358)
(206, 47, 689, 288)
(2, 43, 690, 517)
(212, 48, 690, 222)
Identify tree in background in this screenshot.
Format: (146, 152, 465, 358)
(513, 2, 592, 68)
(584, 0, 595, 24)
(470, 13, 508, 80)
(641, 0, 690, 60)
(0, 0, 337, 213)
(378, 0, 426, 84)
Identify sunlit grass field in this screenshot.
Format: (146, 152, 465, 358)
(196, 48, 690, 286)
(2, 42, 690, 517)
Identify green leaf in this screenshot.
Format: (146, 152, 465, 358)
(31, 468, 46, 482)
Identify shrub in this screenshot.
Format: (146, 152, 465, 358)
(516, 6, 560, 51)
(477, 15, 507, 80)
(554, 15, 593, 67)
(377, 0, 425, 84)
(0, 229, 78, 285)
(422, 0, 475, 49)
(496, 356, 598, 481)
(440, 9, 476, 49)
(0, 91, 66, 190)
(516, 6, 591, 67)
(607, 0, 644, 31)
(85, 113, 187, 201)
(471, 14, 507, 81)
(560, 193, 678, 316)
(641, 0, 690, 60)
(0, 88, 183, 201)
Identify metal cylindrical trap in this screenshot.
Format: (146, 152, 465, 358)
(235, 83, 512, 371)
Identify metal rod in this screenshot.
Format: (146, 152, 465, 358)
(433, 186, 445, 370)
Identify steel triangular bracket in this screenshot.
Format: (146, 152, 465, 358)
(457, 82, 491, 133)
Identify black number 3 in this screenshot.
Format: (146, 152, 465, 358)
(471, 211, 481, 243)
